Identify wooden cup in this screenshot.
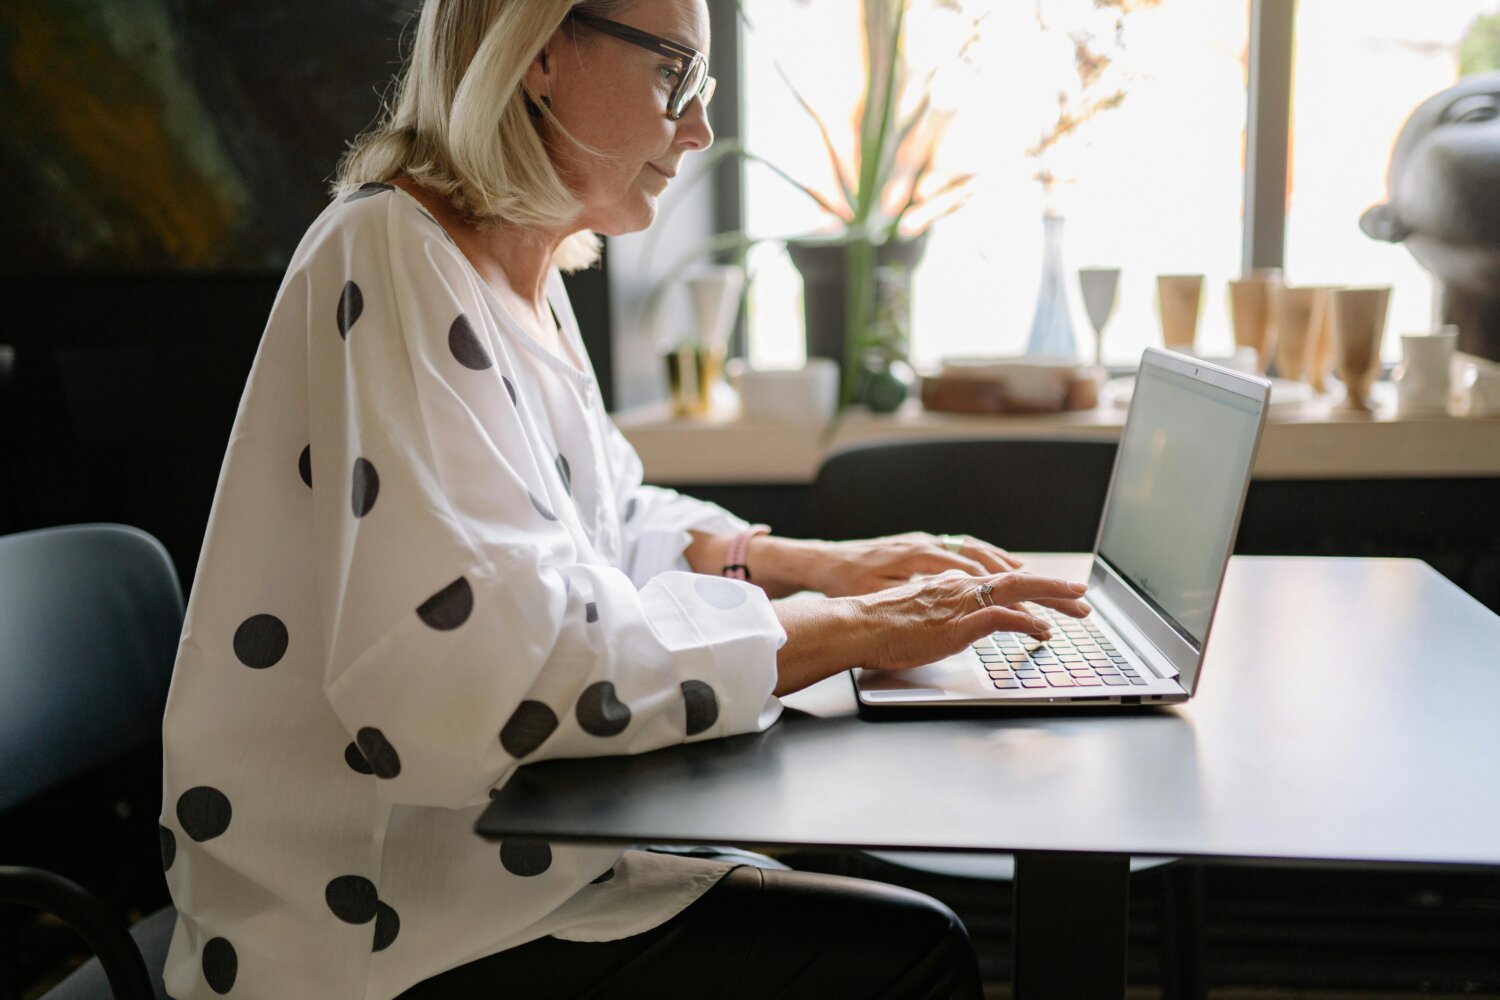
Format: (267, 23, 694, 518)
(1303, 287, 1341, 393)
(1271, 285, 1320, 382)
(1157, 274, 1204, 351)
(1228, 272, 1280, 373)
(1329, 286, 1391, 411)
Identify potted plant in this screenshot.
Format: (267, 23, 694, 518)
(769, 0, 977, 405)
(644, 1, 976, 411)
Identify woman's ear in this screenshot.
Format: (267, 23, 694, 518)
(523, 25, 573, 111)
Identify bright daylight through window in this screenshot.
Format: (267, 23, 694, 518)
(738, 1, 1500, 371)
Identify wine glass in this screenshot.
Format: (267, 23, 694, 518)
(1078, 268, 1121, 367)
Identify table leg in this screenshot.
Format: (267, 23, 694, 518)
(1013, 851, 1130, 1000)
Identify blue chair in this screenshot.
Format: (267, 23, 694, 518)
(0, 524, 183, 1000)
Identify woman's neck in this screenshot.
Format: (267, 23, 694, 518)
(389, 177, 564, 317)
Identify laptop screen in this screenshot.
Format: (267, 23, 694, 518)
(1096, 361, 1263, 645)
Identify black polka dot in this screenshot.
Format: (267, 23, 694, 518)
(160, 825, 176, 871)
(298, 445, 312, 488)
(499, 701, 558, 758)
(336, 280, 363, 339)
(345, 181, 395, 202)
(448, 314, 492, 370)
(373, 902, 400, 951)
(624, 497, 638, 523)
(576, 681, 631, 737)
(202, 937, 237, 994)
(344, 742, 374, 775)
(325, 875, 379, 924)
(529, 491, 557, 521)
(503, 375, 517, 405)
(356, 728, 401, 779)
(681, 680, 720, 736)
(416, 577, 473, 630)
(499, 838, 553, 877)
(591, 866, 616, 885)
(585, 602, 598, 624)
(176, 786, 232, 842)
(352, 458, 380, 517)
(233, 614, 288, 669)
(555, 453, 572, 495)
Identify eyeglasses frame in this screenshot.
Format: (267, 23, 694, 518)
(566, 9, 714, 120)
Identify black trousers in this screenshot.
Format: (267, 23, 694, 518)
(398, 865, 984, 1000)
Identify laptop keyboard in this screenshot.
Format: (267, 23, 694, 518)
(973, 606, 1148, 691)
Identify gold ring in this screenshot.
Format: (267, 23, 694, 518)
(941, 534, 964, 554)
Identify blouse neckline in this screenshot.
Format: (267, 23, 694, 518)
(387, 186, 595, 387)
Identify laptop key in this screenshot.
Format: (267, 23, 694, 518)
(1128, 677, 1148, 685)
(993, 679, 1021, 689)
(1101, 676, 1130, 686)
(1074, 676, 1103, 686)
(1038, 663, 1067, 673)
(1046, 674, 1076, 687)
(1021, 678, 1049, 689)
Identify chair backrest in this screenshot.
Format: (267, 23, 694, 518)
(809, 438, 1119, 552)
(0, 524, 184, 814)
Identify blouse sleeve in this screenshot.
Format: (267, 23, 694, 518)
(297, 197, 784, 810)
(602, 418, 754, 589)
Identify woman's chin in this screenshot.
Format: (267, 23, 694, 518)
(590, 200, 659, 238)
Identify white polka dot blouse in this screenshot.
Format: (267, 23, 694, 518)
(159, 183, 785, 999)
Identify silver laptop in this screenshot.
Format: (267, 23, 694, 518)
(855, 348, 1270, 710)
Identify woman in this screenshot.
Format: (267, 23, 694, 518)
(159, 1, 1092, 997)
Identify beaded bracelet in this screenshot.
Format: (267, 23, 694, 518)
(721, 525, 770, 581)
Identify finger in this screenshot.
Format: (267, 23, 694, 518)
(1028, 596, 1093, 618)
(978, 543, 1024, 571)
(910, 551, 990, 578)
(965, 604, 1053, 642)
(990, 572, 1089, 605)
(960, 543, 1015, 576)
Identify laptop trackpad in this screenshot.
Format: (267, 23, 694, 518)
(856, 656, 979, 701)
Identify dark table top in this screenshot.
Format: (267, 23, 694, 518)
(479, 556, 1500, 870)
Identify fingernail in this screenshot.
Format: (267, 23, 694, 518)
(1078, 601, 1092, 615)
(1029, 616, 1049, 632)
(1071, 581, 1088, 593)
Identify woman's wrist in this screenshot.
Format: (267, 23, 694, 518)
(746, 536, 832, 598)
(771, 595, 870, 696)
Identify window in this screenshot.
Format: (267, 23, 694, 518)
(741, 1, 1250, 370)
(1284, 2, 1499, 357)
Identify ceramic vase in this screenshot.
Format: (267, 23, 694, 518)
(1025, 214, 1078, 359)
(786, 234, 928, 385)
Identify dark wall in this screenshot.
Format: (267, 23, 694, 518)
(0, 269, 613, 593)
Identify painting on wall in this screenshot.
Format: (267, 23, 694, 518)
(0, 0, 419, 272)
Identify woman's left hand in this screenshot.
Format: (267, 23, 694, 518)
(798, 532, 1023, 598)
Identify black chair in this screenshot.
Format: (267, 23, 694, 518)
(0, 524, 184, 1000)
(810, 437, 1120, 550)
(809, 437, 1205, 999)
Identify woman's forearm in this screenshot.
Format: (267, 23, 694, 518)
(685, 531, 831, 598)
(771, 597, 870, 696)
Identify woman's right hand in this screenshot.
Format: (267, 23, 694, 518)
(771, 571, 1090, 696)
(854, 570, 1090, 674)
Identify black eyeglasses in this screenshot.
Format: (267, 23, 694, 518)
(568, 9, 716, 121)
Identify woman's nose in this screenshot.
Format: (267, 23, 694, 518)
(676, 98, 714, 151)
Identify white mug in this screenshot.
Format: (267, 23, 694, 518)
(1392, 329, 1458, 416)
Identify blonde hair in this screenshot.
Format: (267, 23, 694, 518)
(334, 0, 636, 272)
